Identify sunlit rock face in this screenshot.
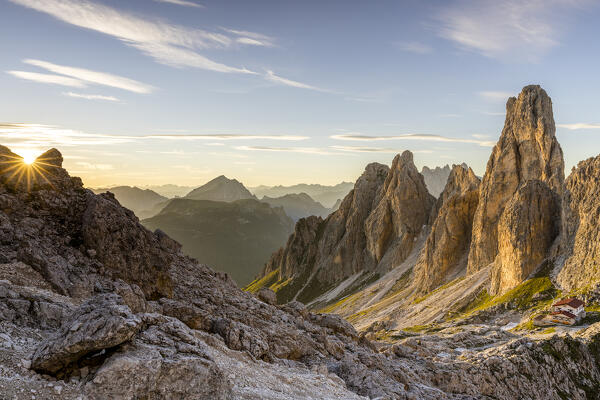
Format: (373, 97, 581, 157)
(491, 180, 561, 294)
(414, 164, 480, 293)
(558, 155, 600, 291)
(466, 85, 565, 293)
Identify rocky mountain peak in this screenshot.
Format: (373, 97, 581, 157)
(185, 174, 255, 202)
(36, 148, 63, 167)
(365, 151, 435, 265)
(467, 85, 564, 283)
(253, 151, 435, 304)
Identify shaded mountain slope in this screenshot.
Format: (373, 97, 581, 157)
(261, 192, 331, 221)
(142, 198, 293, 285)
(91, 185, 168, 219)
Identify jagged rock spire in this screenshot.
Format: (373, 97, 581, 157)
(467, 85, 564, 279)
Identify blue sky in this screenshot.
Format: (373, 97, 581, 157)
(1, 0, 600, 187)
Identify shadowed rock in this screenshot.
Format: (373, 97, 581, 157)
(31, 294, 142, 375)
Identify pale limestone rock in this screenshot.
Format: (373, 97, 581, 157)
(492, 180, 560, 294)
(467, 85, 564, 278)
(558, 155, 600, 290)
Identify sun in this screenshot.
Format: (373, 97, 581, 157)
(17, 150, 39, 165)
(22, 154, 36, 165)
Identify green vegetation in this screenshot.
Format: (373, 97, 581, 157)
(244, 269, 279, 293)
(402, 324, 443, 334)
(514, 318, 536, 331)
(448, 276, 559, 323)
(541, 327, 556, 334)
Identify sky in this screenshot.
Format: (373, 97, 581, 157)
(1, 0, 600, 188)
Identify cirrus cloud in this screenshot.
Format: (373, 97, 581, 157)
(331, 133, 495, 147)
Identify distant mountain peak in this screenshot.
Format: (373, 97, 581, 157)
(185, 175, 255, 202)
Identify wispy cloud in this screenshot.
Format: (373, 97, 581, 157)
(7, 71, 86, 87)
(222, 28, 275, 47)
(235, 145, 334, 155)
(63, 92, 120, 102)
(153, 0, 203, 8)
(150, 134, 309, 141)
(331, 145, 433, 154)
(331, 133, 495, 147)
(557, 123, 600, 130)
(0, 124, 310, 149)
(23, 59, 154, 94)
(8, 0, 254, 73)
(265, 70, 327, 92)
(395, 41, 432, 54)
(479, 91, 512, 102)
(438, 0, 589, 61)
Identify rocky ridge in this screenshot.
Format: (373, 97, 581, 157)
(414, 164, 480, 293)
(558, 155, 600, 290)
(254, 151, 435, 304)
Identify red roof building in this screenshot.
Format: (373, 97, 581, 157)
(552, 298, 585, 309)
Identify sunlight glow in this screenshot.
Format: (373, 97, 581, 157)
(15, 148, 42, 165)
(0, 149, 58, 192)
(22, 153, 36, 165)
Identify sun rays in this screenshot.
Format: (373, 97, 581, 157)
(0, 149, 61, 191)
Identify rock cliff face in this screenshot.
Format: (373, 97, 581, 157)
(254, 151, 434, 304)
(467, 85, 565, 293)
(365, 152, 435, 269)
(415, 165, 480, 293)
(558, 155, 600, 290)
(492, 180, 561, 294)
(261, 215, 323, 281)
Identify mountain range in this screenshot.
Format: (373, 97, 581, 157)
(248, 85, 600, 336)
(260, 193, 331, 221)
(3, 85, 600, 399)
(250, 182, 354, 208)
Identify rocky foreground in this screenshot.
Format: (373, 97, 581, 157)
(0, 141, 600, 398)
